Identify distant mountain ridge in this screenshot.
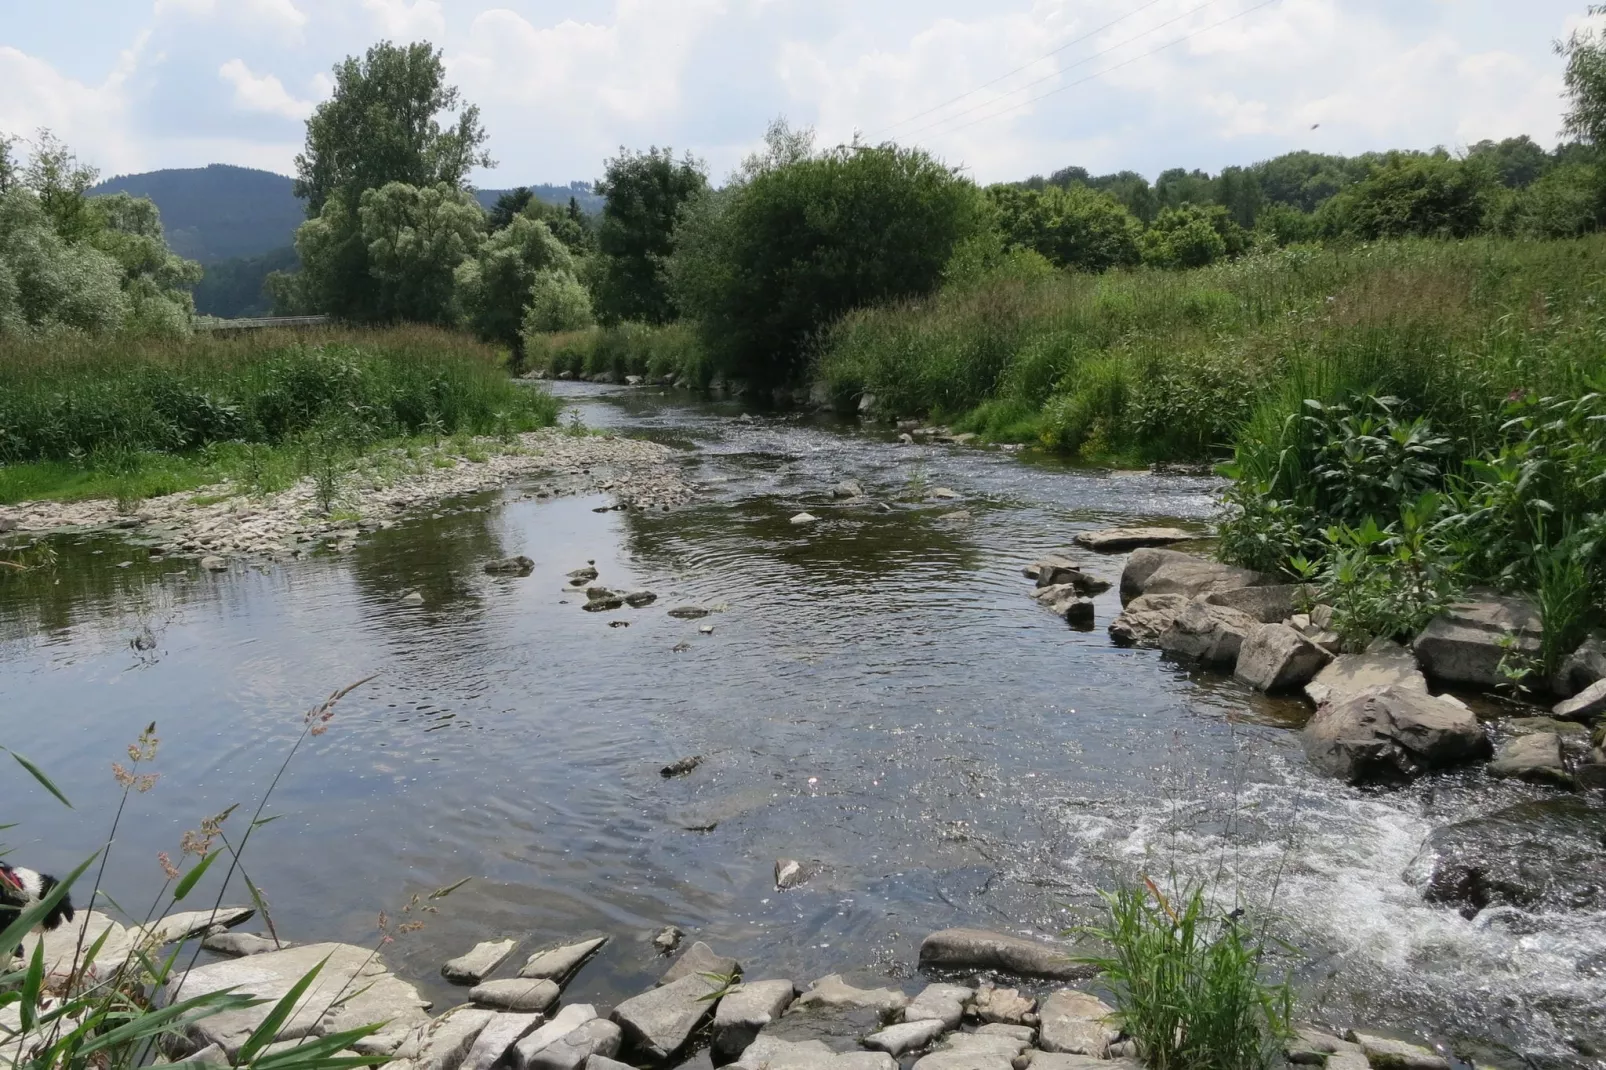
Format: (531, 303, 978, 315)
(92, 165, 603, 264)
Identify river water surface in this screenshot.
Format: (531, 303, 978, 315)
(2, 384, 1602, 1069)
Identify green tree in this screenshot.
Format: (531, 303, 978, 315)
(456, 211, 573, 345)
(89, 192, 202, 334)
(592, 147, 707, 324)
(1155, 168, 1216, 210)
(1467, 135, 1552, 188)
(294, 40, 492, 217)
(1496, 162, 1602, 237)
(988, 184, 1140, 271)
(0, 187, 128, 333)
(522, 269, 594, 334)
(1140, 204, 1245, 268)
(1214, 165, 1264, 228)
(1561, 9, 1606, 150)
(488, 187, 534, 230)
(357, 181, 484, 325)
(1317, 152, 1494, 239)
(671, 138, 988, 388)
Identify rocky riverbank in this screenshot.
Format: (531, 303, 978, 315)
(15, 910, 1458, 1070)
(0, 431, 696, 565)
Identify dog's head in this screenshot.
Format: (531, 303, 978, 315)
(35, 872, 74, 931)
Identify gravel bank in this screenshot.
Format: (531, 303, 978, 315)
(0, 431, 694, 561)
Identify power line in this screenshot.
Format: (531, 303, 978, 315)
(871, 0, 1173, 138)
(909, 0, 1283, 144)
(892, 0, 1227, 145)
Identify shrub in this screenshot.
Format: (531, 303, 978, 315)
(521, 269, 594, 334)
(988, 184, 1142, 271)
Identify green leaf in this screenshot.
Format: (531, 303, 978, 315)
(237, 957, 330, 1065)
(19, 939, 44, 1032)
(428, 876, 472, 900)
(7, 749, 72, 808)
(173, 849, 220, 901)
(249, 1024, 386, 1070)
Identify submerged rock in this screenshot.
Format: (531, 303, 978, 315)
(1414, 797, 1606, 917)
(568, 566, 599, 585)
(1303, 687, 1491, 786)
(918, 928, 1091, 981)
(443, 938, 519, 984)
(1074, 527, 1196, 553)
(661, 940, 738, 985)
(625, 590, 658, 608)
(484, 556, 535, 576)
(775, 858, 818, 890)
(1412, 593, 1542, 690)
(519, 936, 608, 982)
(652, 926, 684, 954)
(667, 606, 710, 620)
(661, 755, 704, 778)
(1488, 732, 1571, 787)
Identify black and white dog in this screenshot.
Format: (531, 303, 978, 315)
(0, 861, 75, 940)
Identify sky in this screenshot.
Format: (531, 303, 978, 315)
(0, 0, 1598, 188)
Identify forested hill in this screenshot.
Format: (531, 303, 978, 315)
(92, 165, 602, 265)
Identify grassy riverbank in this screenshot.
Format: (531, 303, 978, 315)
(0, 326, 558, 505)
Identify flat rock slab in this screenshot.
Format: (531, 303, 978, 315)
(864, 1019, 947, 1056)
(918, 928, 1090, 981)
(1234, 623, 1331, 693)
(969, 986, 1034, 1026)
(513, 1005, 596, 1070)
(1347, 1031, 1450, 1070)
(1412, 593, 1542, 690)
(661, 940, 739, 985)
(462, 1013, 545, 1070)
(1036, 991, 1116, 1056)
(526, 1019, 622, 1070)
(470, 978, 561, 1013)
(1488, 732, 1571, 787)
(613, 972, 722, 1061)
(903, 983, 974, 1030)
(794, 974, 908, 1016)
(520, 937, 608, 982)
(444, 938, 520, 984)
(23, 910, 137, 977)
(405, 1007, 497, 1070)
(712, 979, 796, 1062)
(732, 1036, 895, 1070)
(1023, 1055, 1142, 1070)
(1302, 686, 1491, 786)
(911, 1031, 1029, 1070)
(1075, 527, 1196, 553)
(202, 931, 287, 957)
(1554, 677, 1606, 721)
(1108, 593, 1189, 648)
(164, 942, 430, 1058)
(141, 906, 255, 946)
(1305, 640, 1428, 707)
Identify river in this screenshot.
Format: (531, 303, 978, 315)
(1, 382, 1601, 1069)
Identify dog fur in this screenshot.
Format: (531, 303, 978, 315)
(0, 861, 75, 938)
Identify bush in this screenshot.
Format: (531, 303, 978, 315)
(1082, 881, 1293, 1070)
(988, 184, 1142, 271)
(457, 213, 574, 345)
(1141, 205, 1246, 269)
(524, 322, 708, 386)
(1317, 153, 1495, 240)
(522, 268, 594, 334)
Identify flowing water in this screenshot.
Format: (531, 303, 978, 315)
(2, 383, 1602, 1069)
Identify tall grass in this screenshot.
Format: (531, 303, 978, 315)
(524, 322, 710, 387)
(0, 326, 557, 466)
(819, 236, 1606, 462)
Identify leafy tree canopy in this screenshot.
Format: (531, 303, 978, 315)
(593, 146, 708, 325)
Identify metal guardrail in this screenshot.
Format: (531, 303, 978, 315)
(196, 315, 330, 333)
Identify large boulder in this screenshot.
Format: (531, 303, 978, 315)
(1118, 548, 1194, 601)
(1553, 678, 1606, 723)
(792, 974, 907, 1017)
(1304, 640, 1428, 707)
(1075, 527, 1197, 553)
(1108, 594, 1189, 648)
(1412, 593, 1541, 690)
(1234, 624, 1332, 693)
(612, 973, 723, 1062)
(1302, 687, 1491, 786)
(1158, 601, 1260, 667)
(1141, 560, 1268, 601)
(1558, 632, 1606, 697)
(711, 979, 796, 1062)
(1413, 798, 1606, 917)
(917, 928, 1091, 981)
(1205, 584, 1310, 624)
(1487, 732, 1572, 788)
(163, 942, 431, 1058)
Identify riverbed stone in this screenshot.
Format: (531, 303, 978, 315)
(202, 931, 286, 957)
(1303, 686, 1491, 785)
(1234, 624, 1332, 693)
(863, 1019, 947, 1056)
(202, 555, 228, 571)
(522, 1018, 621, 1070)
(484, 556, 535, 576)
(661, 941, 739, 985)
(1020, 1054, 1142, 1070)
(625, 590, 658, 608)
(1108, 593, 1189, 648)
(1205, 584, 1309, 624)
(1412, 592, 1542, 690)
(1304, 640, 1428, 706)
(460, 1014, 546, 1070)
(791, 513, 819, 525)
(409, 1007, 497, 1070)
(711, 979, 796, 1062)
(613, 972, 723, 1061)
(1415, 797, 1606, 916)
(902, 984, 973, 1030)
(1074, 527, 1196, 553)
(732, 1035, 891, 1070)
(1035, 587, 1095, 627)
(1553, 677, 1606, 722)
(667, 606, 710, 620)
(833, 481, 865, 499)
(1284, 1025, 1344, 1064)
(1028, 557, 1112, 595)
(919, 928, 1090, 981)
(911, 1030, 1029, 1070)
(588, 1058, 635, 1070)
(470, 978, 561, 1013)
(519, 936, 607, 982)
(1345, 1031, 1449, 1070)
(1488, 732, 1571, 787)
(775, 858, 818, 890)
(140, 906, 255, 945)
(1558, 632, 1606, 696)
(793, 975, 907, 1017)
(1036, 991, 1115, 1056)
(1118, 548, 1194, 600)
(969, 985, 1035, 1026)
(22, 910, 137, 976)
(1142, 560, 1268, 600)
(444, 938, 519, 984)
(164, 942, 430, 1058)
(1158, 601, 1259, 667)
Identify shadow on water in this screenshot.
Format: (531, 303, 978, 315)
(0, 381, 1601, 1068)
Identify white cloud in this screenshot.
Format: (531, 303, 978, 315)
(361, 0, 446, 41)
(219, 59, 315, 120)
(0, 31, 151, 176)
(153, 0, 308, 33)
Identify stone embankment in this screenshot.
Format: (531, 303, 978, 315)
(0, 431, 695, 565)
(10, 910, 1458, 1070)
